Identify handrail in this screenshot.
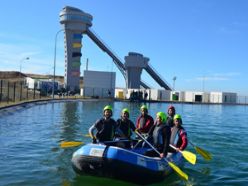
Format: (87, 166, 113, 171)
(145, 64, 172, 90)
(86, 28, 126, 79)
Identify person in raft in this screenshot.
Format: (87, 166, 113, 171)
(115, 108, 136, 139)
(169, 114, 188, 152)
(136, 105, 154, 134)
(115, 108, 136, 148)
(89, 105, 117, 143)
(145, 112, 171, 158)
(166, 105, 176, 127)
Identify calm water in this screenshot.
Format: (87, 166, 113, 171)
(0, 100, 248, 186)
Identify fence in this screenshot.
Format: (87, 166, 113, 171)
(237, 95, 248, 105)
(0, 79, 48, 105)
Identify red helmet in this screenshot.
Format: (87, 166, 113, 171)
(167, 105, 175, 114)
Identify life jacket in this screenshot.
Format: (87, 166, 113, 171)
(95, 118, 115, 142)
(170, 126, 186, 147)
(166, 116, 174, 127)
(116, 119, 132, 138)
(136, 115, 153, 133)
(152, 123, 167, 147)
(137, 116, 146, 129)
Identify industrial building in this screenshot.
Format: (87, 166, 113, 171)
(81, 70, 115, 98)
(59, 6, 172, 92)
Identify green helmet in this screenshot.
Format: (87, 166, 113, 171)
(156, 112, 167, 123)
(174, 114, 181, 120)
(140, 105, 148, 111)
(122, 108, 129, 115)
(103, 105, 112, 112)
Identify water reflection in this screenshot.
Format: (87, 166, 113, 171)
(60, 101, 80, 141)
(1, 101, 248, 186)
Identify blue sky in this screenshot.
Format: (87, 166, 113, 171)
(0, 1, 247, 95)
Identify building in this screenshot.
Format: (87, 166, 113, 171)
(25, 77, 59, 93)
(183, 91, 210, 103)
(210, 92, 237, 103)
(171, 91, 237, 104)
(81, 70, 116, 98)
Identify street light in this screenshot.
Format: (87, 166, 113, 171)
(52, 29, 64, 99)
(20, 57, 30, 74)
(173, 76, 177, 90)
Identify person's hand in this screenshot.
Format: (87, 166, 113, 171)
(92, 137, 97, 144)
(160, 153, 164, 158)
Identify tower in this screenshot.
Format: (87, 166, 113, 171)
(124, 52, 149, 88)
(59, 6, 93, 91)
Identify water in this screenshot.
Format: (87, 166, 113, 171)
(0, 100, 248, 186)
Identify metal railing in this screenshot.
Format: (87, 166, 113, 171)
(86, 28, 127, 79)
(145, 64, 172, 90)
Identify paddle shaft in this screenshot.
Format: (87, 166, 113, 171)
(189, 141, 196, 147)
(135, 131, 189, 180)
(169, 144, 179, 151)
(169, 144, 196, 165)
(135, 131, 162, 157)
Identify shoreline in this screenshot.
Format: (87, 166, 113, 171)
(1, 97, 248, 111)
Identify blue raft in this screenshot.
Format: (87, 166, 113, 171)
(71, 143, 184, 185)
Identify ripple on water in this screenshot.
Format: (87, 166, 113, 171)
(0, 101, 248, 186)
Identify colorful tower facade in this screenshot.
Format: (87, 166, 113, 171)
(59, 6, 92, 91)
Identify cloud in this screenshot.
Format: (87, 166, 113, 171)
(0, 42, 55, 74)
(196, 72, 240, 81)
(0, 31, 66, 75)
(185, 72, 241, 82)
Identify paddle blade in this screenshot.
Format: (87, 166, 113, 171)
(84, 134, 91, 138)
(181, 150, 197, 165)
(195, 146, 212, 160)
(168, 161, 188, 181)
(60, 141, 84, 148)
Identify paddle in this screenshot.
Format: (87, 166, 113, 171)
(60, 141, 84, 148)
(135, 131, 188, 181)
(189, 141, 212, 161)
(60, 139, 134, 148)
(169, 144, 196, 165)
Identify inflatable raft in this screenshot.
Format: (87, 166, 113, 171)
(71, 142, 184, 185)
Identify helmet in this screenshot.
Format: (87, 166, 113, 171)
(122, 108, 129, 115)
(168, 105, 175, 112)
(140, 105, 148, 111)
(103, 105, 112, 112)
(173, 114, 181, 120)
(156, 112, 167, 123)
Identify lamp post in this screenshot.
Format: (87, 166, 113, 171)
(172, 76, 177, 90)
(52, 29, 64, 99)
(20, 57, 30, 75)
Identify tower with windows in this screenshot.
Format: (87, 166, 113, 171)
(59, 6, 93, 91)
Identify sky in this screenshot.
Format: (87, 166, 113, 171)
(0, 0, 248, 95)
